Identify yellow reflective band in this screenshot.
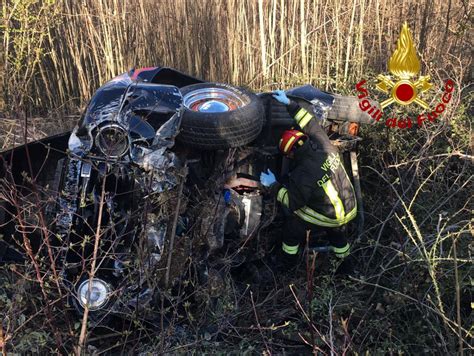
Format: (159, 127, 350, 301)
(295, 131, 304, 137)
(298, 112, 313, 129)
(295, 108, 307, 121)
(277, 187, 289, 207)
(321, 180, 345, 220)
(295, 208, 337, 227)
(295, 206, 357, 227)
(282, 242, 299, 255)
(283, 136, 297, 153)
(333, 243, 350, 258)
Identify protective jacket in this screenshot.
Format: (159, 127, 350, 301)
(273, 101, 357, 227)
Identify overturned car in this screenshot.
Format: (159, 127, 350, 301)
(0, 67, 374, 322)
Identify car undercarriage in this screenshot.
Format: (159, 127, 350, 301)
(0, 66, 375, 322)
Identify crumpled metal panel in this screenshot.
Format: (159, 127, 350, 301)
(152, 111, 183, 148)
(136, 147, 180, 193)
(71, 80, 183, 158)
(78, 81, 181, 131)
(124, 83, 182, 116)
(132, 111, 183, 193)
(197, 194, 229, 253)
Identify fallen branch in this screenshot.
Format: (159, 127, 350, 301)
(165, 165, 188, 288)
(387, 152, 473, 168)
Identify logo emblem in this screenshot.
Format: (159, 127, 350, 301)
(376, 22, 432, 109)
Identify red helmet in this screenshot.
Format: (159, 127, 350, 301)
(279, 130, 308, 154)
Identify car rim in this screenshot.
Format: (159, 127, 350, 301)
(183, 88, 248, 112)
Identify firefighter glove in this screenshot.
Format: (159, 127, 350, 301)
(260, 169, 276, 187)
(272, 90, 290, 105)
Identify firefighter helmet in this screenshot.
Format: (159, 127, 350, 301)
(279, 130, 308, 154)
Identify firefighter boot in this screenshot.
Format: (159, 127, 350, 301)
(276, 242, 299, 272)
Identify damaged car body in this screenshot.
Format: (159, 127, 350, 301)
(0, 67, 376, 322)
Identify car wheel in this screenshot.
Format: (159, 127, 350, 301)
(179, 83, 264, 149)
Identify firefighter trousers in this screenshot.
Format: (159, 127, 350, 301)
(281, 215, 350, 259)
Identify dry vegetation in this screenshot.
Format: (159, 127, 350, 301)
(0, 0, 472, 354)
(1, 0, 471, 114)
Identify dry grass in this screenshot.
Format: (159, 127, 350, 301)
(1, 0, 471, 115)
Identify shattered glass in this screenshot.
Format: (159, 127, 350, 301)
(145, 213, 167, 266)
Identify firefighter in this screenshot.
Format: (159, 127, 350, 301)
(260, 90, 357, 272)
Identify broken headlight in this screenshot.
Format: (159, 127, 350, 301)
(95, 124, 130, 158)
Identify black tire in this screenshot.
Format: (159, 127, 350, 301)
(178, 83, 264, 149)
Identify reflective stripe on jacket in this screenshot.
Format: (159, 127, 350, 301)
(275, 102, 357, 227)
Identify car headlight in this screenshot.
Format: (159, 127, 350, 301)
(77, 278, 111, 310)
(95, 124, 129, 158)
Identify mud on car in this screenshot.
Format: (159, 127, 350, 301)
(0, 67, 374, 322)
